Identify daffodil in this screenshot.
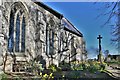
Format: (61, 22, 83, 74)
(50, 73, 53, 77)
(52, 76, 54, 78)
(43, 74, 48, 78)
(40, 72, 42, 76)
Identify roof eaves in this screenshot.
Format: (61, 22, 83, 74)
(63, 18, 83, 37)
(32, 1, 63, 19)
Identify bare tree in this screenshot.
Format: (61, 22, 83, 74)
(97, 1, 120, 51)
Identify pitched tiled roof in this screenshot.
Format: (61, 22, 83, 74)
(62, 18, 83, 37)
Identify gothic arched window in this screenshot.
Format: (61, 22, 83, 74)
(8, 3, 26, 52)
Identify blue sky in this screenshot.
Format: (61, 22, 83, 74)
(44, 2, 118, 59)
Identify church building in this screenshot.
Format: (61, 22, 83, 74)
(0, 0, 87, 72)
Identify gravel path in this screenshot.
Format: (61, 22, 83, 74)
(106, 64, 120, 78)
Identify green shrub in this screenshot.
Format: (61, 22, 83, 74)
(48, 64, 61, 72)
(73, 63, 83, 70)
(59, 62, 71, 71)
(38, 64, 44, 71)
(86, 61, 106, 73)
(71, 61, 106, 73)
(82, 63, 88, 70)
(87, 65, 98, 73)
(0, 73, 7, 80)
(71, 62, 90, 71)
(100, 64, 106, 70)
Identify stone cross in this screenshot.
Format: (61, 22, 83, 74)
(97, 35, 102, 54)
